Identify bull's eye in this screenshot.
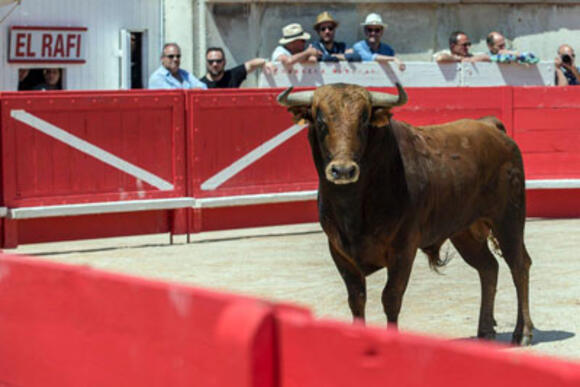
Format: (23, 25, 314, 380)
(361, 109, 370, 127)
(316, 110, 328, 138)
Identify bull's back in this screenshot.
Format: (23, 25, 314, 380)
(399, 118, 523, 237)
(416, 118, 518, 170)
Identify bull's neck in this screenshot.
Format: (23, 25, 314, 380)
(316, 122, 407, 239)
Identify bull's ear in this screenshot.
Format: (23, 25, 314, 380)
(287, 107, 313, 124)
(370, 107, 392, 128)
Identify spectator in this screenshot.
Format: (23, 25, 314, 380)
(312, 11, 360, 62)
(271, 23, 321, 66)
(434, 31, 490, 63)
(555, 44, 580, 86)
(17, 69, 32, 90)
(486, 32, 513, 55)
(200, 47, 273, 88)
(486, 31, 539, 64)
(148, 43, 207, 89)
(32, 68, 62, 90)
(353, 13, 405, 71)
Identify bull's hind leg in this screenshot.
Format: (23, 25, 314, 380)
(493, 213, 534, 345)
(329, 242, 367, 322)
(450, 229, 499, 340)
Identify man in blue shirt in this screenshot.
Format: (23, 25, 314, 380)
(312, 11, 360, 62)
(148, 43, 207, 89)
(353, 13, 405, 71)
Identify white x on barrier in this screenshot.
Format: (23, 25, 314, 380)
(11, 109, 174, 191)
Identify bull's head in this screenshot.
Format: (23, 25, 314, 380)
(277, 83, 407, 185)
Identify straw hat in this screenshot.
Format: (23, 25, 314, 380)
(314, 11, 339, 30)
(361, 13, 387, 29)
(279, 23, 311, 45)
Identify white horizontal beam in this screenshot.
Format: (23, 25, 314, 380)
(193, 190, 317, 208)
(7, 198, 195, 219)
(1, 180, 578, 219)
(526, 179, 580, 190)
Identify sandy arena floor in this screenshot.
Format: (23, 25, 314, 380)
(7, 218, 580, 363)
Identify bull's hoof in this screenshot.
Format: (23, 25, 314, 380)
(512, 333, 533, 346)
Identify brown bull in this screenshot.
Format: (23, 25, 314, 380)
(278, 83, 534, 345)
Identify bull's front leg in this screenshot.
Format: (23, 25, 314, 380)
(382, 246, 417, 327)
(329, 242, 367, 322)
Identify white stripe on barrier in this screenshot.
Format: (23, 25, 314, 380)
(7, 198, 195, 219)
(200, 123, 308, 191)
(526, 179, 580, 190)
(10, 110, 174, 191)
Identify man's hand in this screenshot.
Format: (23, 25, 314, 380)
(262, 61, 275, 75)
(305, 45, 323, 59)
(394, 58, 406, 71)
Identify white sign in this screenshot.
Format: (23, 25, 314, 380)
(259, 62, 554, 88)
(9, 26, 87, 63)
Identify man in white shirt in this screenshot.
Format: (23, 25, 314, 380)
(434, 31, 490, 63)
(271, 23, 321, 67)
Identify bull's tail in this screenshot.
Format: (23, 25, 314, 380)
(478, 116, 506, 133)
(421, 243, 451, 273)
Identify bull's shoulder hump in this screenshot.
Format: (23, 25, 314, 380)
(417, 119, 503, 137)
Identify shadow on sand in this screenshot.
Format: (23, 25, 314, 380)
(459, 328, 575, 347)
(27, 229, 324, 257)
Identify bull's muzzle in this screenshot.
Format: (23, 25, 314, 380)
(325, 161, 360, 184)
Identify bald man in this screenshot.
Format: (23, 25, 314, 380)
(555, 44, 580, 86)
(486, 32, 516, 56)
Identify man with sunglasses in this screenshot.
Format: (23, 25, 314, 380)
(148, 43, 207, 89)
(555, 44, 580, 86)
(200, 47, 272, 88)
(434, 31, 489, 63)
(312, 11, 360, 62)
(352, 13, 405, 71)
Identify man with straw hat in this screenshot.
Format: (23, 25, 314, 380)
(271, 23, 321, 66)
(312, 11, 361, 62)
(353, 13, 406, 71)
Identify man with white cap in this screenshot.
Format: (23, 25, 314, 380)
(353, 13, 405, 71)
(271, 23, 321, 67)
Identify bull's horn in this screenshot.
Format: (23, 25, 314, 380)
(277, 87, 314, 107)
(369, 82, 408, 108)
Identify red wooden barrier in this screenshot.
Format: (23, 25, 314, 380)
(187, 89, 318, 232)
(0, 90, 190, 246)
(0, 86, 578, 246)
(1, 254, 579, 386)
(513, 87, 580, 217)
(275, 308, 580, 387)
(0, 253, 296, 387)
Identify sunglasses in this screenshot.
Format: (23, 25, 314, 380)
(207, 59, 224, 64)
(458, 42, 472, 47)
(319, 25, 334, 32)
(165, 54, 181, 59)
(365, 27, 382, 34)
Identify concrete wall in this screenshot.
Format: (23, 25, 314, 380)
(183, 0, 580, 86)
